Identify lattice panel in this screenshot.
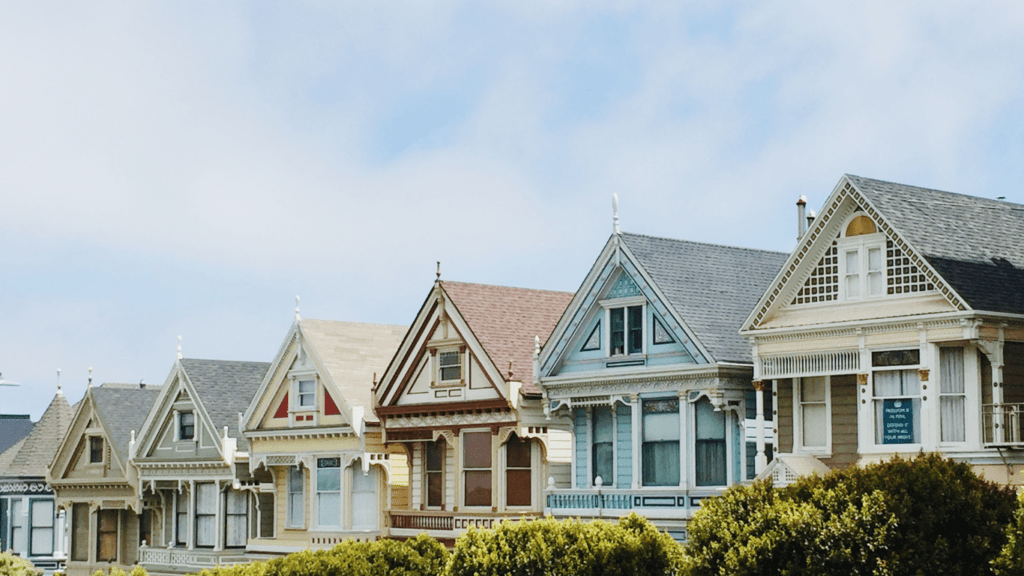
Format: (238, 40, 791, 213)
(792, 242, 838, 305)
(886, 239, 934, 295)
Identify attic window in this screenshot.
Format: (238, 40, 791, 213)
(845, 215, 877, 237)
(298, 380, 316, 408)
(89, 437, 104, 464)
(179, 412, 195, 441)
(440, 351, 462, 382)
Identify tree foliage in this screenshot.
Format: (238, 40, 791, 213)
(0, 552, 41, 576)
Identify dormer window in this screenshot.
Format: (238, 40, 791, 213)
(439, 351, 462, 383)
(89, 436, 104, 463)
(610, 305, 643, 356)
(178, 412, 195, 441)
(298, 380, 316, 409)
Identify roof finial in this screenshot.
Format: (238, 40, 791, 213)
(373, 372, 377, 386)
(612, 193, 620, 235)
(176, 336, 183, 360)
(88, 367, 93, 388)
(508, 359, 514, 380)
(56, 368, 62, 395)
(534, 335, 541, 358)
(436, 261, 441, 281)
(295, 295, 301, 322)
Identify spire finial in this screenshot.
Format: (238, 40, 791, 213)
(612, 193, 620, 235)
(176, 336, 183, 360)
(534, 335, 541, 358)
(88, 367, 93, 388)
(436, 261, 441, 280)
(508, 359, 514, 380)
(56, 368, 62, 395)
(295, 295, 301, 322)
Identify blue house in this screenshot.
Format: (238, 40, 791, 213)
(536, 214, 786, 538)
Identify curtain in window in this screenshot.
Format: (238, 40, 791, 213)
(874, 369, 921, 444)
(695, 399, 726, 486)
(642, 399, 680, 486)
(801, 376, 828, 448)
(317, 459, 341, 528)
(195, 484, 217, 547)
(350, 466, 379, 531)
(592, 407, 613, 485)
(288, 467, 304, 527)
(224, 490, 247, 547)
(30, 500, 54, 556)
(940, 348, 966, 442)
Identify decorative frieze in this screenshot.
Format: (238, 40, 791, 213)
(385, 411, 514, 429)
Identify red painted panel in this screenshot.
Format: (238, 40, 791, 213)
(273, 393, 289, 418)
(325, 391, 341, 416)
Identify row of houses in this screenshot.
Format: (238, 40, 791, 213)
(4, 174, 1024, 575)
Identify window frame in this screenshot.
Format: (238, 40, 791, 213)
(314, 457, 342, 530)
(504, 435, 533, 509)
(286, 466, 305, 529)
(96, 508, 118, 563)
(224, 489, 248, 548)
(436, 348, 464, 386)
(794, 375, 832, 454)
(424, 440, 446, 510)
(869, 350, 923, 449)
(194, 483, 217, 548)
(89, 436, 105, 465)
(601, 296, 646, 358)
(177, 411, 195, 442)
(939, 346, 973, 447)
(590, 406, 614, 487)
(461, 429, 493, 509)
(28, 498, 54, 557)
(641, 397, 681, 487)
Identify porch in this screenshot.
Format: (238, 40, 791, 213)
(386, 510, 541, 541)
(544, 487, 721, 521)
(983, 403, 1024, 446)
(138, 546, 268, 575)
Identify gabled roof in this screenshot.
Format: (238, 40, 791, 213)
(0, 437, 27, 475)
(0, 415, 33, 454)
(620, 233, 788, 363)
(90, 385, 162, 465)
(847, 175, 1024, 315)
(441, 281, 573, 394)
(298, 319, 407, 423)
(1, 392, 73, 479)
(180, 359, 270, 450)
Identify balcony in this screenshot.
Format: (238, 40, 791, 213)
(386, 510, 542, 541)
(138, 546, 258, 574)
(983, 403, 1024, 446)
(545, 487, 722, 521)
(389, 510, 454, 532)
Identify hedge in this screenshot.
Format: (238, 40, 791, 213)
(0, 552, 41, 576)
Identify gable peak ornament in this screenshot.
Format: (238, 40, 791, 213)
(612, 193, 620, 235)
(176, 336, 183, 360)
(56, 368, 62, 395)
(294, 295, 301, 322)
(88, 367, 93, 388)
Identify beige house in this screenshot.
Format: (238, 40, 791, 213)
(742, 175, 1024, 486)
(373, 280, 574, 544)
(47, 383, 160, 576)
(241, 317, 406, 554)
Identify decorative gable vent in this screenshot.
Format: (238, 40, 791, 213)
(770, 465, 799, 486)
(607, 274, 642, 299)
(886, 239, 934, 295)
(792, 241, 838, 305)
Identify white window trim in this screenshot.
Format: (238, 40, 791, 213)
(794, 375, 832, 455)
(936, 346, 980, 448)
(600, 296, 647, 358)
(286, 466, 305, 529)
(175, 410, 196, 443)
(459, 428, 493, 510)
(688, 397, 731, 489)
(289, 372, 319, 427)
(640, 396, 683, 489)
(837, 232, 886, 302)
(859, 348, 927, 453)
(423, 440, 445, 510)
(313, 456, 342, 531)
(587, 406, 616, 488)
(437, 348, 465, 386)
(500, 435, 535, 512)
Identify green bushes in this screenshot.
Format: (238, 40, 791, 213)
(993, 487, 1024, 575)
(684, 453, 1018, 576)
(0, 552, 41, 576)
(448, 513, 683, 576)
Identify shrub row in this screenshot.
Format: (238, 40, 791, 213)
(0, 552, 42, 576)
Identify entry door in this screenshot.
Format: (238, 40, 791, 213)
(350, 466, 378, 531)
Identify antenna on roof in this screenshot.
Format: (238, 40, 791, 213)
(176, 336, 183, 360)
(436, 261, 441, 281)
(57, 368, 62, 395)
(88, 367, 93, 388)
(295, 295, 301, 322)
(612, 194, 620, 235)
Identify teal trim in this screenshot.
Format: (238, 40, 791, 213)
(732, 415, 742, 484)
(616, 404, 633, 487)
(608, 272, 642, 298)
(573, 408, 588, 488)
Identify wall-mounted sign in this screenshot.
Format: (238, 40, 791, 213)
(882, 399, 914, 444)
(0, 481, 53, 495)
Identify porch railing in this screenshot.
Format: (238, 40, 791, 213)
(545, 488, 721, 518)
(138, 547, 252, 570)
(983, 403, 1024, 446)
(388, 511, 454, 531)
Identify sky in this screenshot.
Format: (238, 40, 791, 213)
(3, 1, 1024, 420)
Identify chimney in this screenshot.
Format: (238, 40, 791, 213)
(796, 196, 807, 240)
(806, 209, 816, 233)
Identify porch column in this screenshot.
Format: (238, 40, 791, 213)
(214, 483, 224, 552)
(753, 381, 767, 474)
(187, 481, 195, 551)
(630, 394, 640, 489)
(88, 502, 99, 565)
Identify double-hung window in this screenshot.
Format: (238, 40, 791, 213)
(297, 380, 316, 409)
(610, 306, 643, 356)
(940, 348, 966, 443)
(463, 432, 492, 507)
(642, 399, 680, 486)
(178, 412, 195, 441)
(505, 436, 532, 507)
(694, 399, 726, 486)
(287, 467, 304, 528)
(872, 350, 921, 445)
(195, 483, 217, 547)
(225, 490, 247, 548)
(839, 215, 884, 301)
(439, 351, 462, 383)
(591, 407, 613, 486)
(29, 499, 54, 556)
(96, 509, 117, 562)
(89, 437, 104, 464)
(316, 458, 341, 528)
(425, 440, 445, 508)
(798, 376, 829, 450)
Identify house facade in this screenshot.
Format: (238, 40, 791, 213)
(130, 357, 270, 574)
(537, 229, 787, 539)
(47, 383, 161, 576)
(373, 280, 573, 544)
(743, 175, 1024, 486)
(0, 388, 74, 569)
(241, 318, 406, 554)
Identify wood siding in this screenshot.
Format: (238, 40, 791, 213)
(776, 378, 793, 454)
(821, 374, 858, 469)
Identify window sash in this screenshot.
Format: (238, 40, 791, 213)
(90, 437, 104, 463)
(940, 348, 966, 443)
(872, 368, 921, 445)
(195, 484, 217, 547)
(439, 352, 461, 381)
(298, 380, 316, 407)
(179, 412, 195, 440)
(287, 467, 304, 527)
(694, 399, 726, 486)
(97, 509, 118, 562)
(463, 432, 492, 507)
(225, 491, 247, 548)
(71, 503, 89, 562)
(316, 459, 341, 528)
(642, 399, 680, 486)
(799, 376, 828, 449)
(29, 500, 54, 557)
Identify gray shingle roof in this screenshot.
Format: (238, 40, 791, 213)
(0, 415, 33, 454)
(1, 393, 73, 479)
(620, 232, 789, 363)
(848, 175, 1024, 315)
(90, 386, 162, 466)
(180, 359, 270, 450)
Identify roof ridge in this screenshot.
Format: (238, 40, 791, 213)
(301, 318, 408, 329)
(440, 280, 573, 295)
(620, 231, 789, 256)
(847, 174, 1024, 209)
(180, 358, 270, 365)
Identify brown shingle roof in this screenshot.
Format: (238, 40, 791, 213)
(440, 281, 573, 395)
(1, 392, 73, 479)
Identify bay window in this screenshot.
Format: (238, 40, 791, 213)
(287, 467, 304, 528)
(872, 350, 921, 445)
(940, 348, 966, 443)
(642, 398, 679, 486)
(463, 432, 492, 507)
(316, 458, 341, 528)
(591, 406, 613, 486)
(694, 399, 726, 486)
(505, 436, 532, 507)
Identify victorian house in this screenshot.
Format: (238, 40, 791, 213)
(536, 219, 786, 539)
(47, 381, 160, 576)
(373, 280, 573, 544)
(241, 316, 405, 553)
(0, 385, 74, 568)
(743, 175, 1024, 487)
(130, 356, 270, 574)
